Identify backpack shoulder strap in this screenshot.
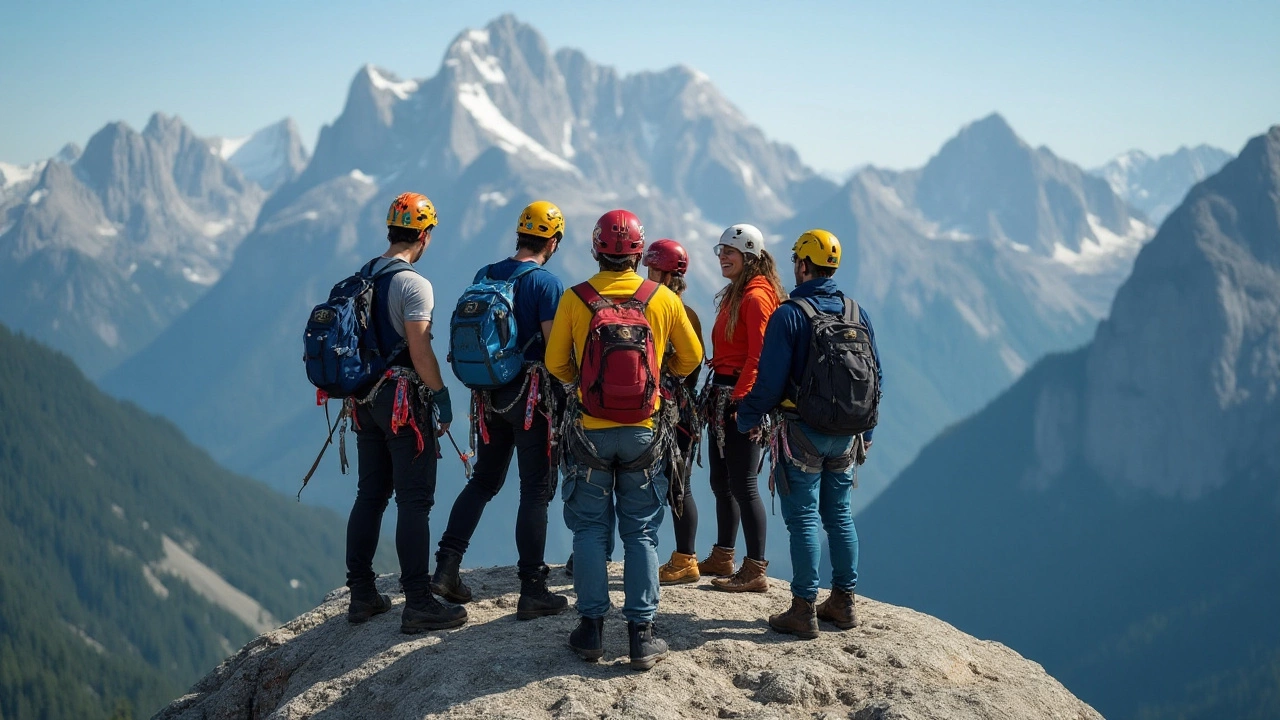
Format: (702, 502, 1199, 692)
(369, 257, 412, 279)
(785, 297, 820, 320)
(631, 279, 661, 307)
(843, 297, 859, 323)
(571, 281, 613, 314)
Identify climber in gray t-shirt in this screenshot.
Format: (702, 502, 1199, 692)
(344, 192, 468, 635)
(366, 256, 435, 338)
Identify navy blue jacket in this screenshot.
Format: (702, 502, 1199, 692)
(736, 278, 882, 440)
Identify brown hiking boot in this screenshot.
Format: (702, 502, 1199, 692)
(710, 557, 769, 593)
(769, 596, 819, 640)
(816, 587, 859, 629)
(697, 545, 735, 577)
(659, 551, 701, 585)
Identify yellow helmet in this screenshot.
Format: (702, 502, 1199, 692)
(386, 192, 437, 231)
(517, 200, 565, 239)
(793, 229, 841, 268)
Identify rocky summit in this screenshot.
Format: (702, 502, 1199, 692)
(158, 566, 1100, 720)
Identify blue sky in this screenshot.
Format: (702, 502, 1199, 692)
(2, 0, 1276, 172)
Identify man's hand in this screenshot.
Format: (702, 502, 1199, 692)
(747, 425, 764, 443)
(864, 439, 872, 453)
(438, 421, 450, 438)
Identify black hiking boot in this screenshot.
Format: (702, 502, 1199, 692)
(400, 594, 467, 634)
(517, 566, 569, 620)
(430, 549, 472, 604)
(568, 616, 604, 661)
(627, 620, 669, 671)
(346, 589, 392, 624)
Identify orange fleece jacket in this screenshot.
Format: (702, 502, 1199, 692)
(710, 275, 780, 400)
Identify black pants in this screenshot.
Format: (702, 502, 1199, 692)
(346, 381, 437, 604)
(669, 421, 699, 555)
(438, 383, 552, 576)
(708, 399, 767, 561)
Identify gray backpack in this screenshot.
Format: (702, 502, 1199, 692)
(790, 297, 880, 436)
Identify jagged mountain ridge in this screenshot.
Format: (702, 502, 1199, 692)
(857, 126, 1280, 719)
(0, 113, 264, 377)
(1093, 144, 1233, 224)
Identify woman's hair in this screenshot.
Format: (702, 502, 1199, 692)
(663, 272, 688, 296)
(714, 249, 787, 340)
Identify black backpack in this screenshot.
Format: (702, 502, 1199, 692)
(790, 296, 880, 436)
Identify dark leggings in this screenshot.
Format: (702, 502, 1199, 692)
(347, 383, 437, 604)
(708, 399, 767, 561)
(669, 421, 699, 555)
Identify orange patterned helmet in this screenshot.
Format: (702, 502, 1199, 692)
(386, 192, 437, 231)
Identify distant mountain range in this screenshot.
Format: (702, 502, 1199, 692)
(0, 324, 351, 719)
(2, 13, 1238, 571)
(1092, 144, 1233, 224)
(101, 16, 1166, 526)
(0, 114, 308, 378)
(858, 126, 1280, 720)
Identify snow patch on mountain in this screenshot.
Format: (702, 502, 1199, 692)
(215, 136, 250, 160)
(365, 64, 419, 100)
(0, 160, 45, 189)
(561, 120, 575, 158)
(1051, 215, 1152, 274)
(456, 83, 578, 173)
(348, 169, 375, 184)
(27, 189, 47, 205)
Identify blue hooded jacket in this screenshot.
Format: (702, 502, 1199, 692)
(736, 278, 882, 440)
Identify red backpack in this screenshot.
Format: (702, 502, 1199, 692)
(571, 280, 662, 424)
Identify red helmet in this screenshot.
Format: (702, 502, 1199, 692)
(592, 209, 645, 255)
(643, 239, 688, 274)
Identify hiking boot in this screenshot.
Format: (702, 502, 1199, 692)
(400, 595, 467, 634)
(711, 557, 769, 593)
(517, 566, 569, 620)
(430, 549, 472, 604)
(697, 545, 735, 577)
(816, 587, 859, 629)
(346, 590, 392, 624)
(565, 553, 573, 577)
(568, 616, 604, 661)
(659, 551, 701, 585)
(627, 621, 669, 671)
(769, 596, 819, 640)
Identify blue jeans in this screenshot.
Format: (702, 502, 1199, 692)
(777, 422, 859, 602)
(562, 427, 667, 623)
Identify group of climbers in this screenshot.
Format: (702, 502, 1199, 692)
(302, 191, 882, 670)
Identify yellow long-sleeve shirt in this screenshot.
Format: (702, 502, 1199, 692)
(546, 270, 704, 430)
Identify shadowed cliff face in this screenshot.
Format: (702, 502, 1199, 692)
(158, 566, 1101, 720)
(858, 127, 1280, 720)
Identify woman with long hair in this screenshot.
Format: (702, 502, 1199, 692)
(642, 239, 707, 585)
(699, 224, 786, 592)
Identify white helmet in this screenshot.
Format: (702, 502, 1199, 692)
(715, 223, 764, 259)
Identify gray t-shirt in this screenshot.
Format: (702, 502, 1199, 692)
(370, 257, 434, 339)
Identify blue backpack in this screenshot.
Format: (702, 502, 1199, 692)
(303, 258, 412, 398)
(448, 262, 541, 389)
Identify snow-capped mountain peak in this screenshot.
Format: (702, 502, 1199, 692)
(209, 118, 309, 192)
